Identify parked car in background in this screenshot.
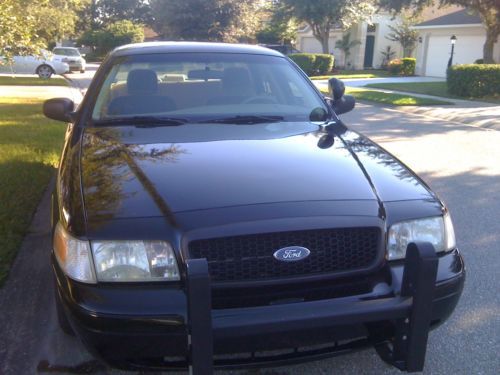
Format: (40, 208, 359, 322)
(0, 50, 69, 78)
(52, 47, 86, 73)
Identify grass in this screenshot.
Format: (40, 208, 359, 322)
(0, 76, 68, 86)
(310, 69, 391, 80)
(0, 97, 65, 286)
(320, 86, 452, 106)
(366, 82, 500, 105)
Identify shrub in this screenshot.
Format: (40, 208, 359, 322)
(314, 54, 335, 75)
(289, 53, 316, 75)
(388, 58, 402, 75)
(474, 58, 484, 64)
(289, 53, 334, 75)
(401, 58, 416, 76)
(447, 64, 500, 97)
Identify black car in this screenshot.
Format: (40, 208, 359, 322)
(44, 42, 464, 373)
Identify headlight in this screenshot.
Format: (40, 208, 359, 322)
(387, 214, 456, 260)
(53, 223, 96, 283)
(91, 241, 180, 282)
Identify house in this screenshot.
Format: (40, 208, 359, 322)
(296, 12, 404, 70)
(413, 9, 500, 77)
(144, 27, 160, 42)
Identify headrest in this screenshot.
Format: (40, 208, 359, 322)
(127, 69, 158, 94)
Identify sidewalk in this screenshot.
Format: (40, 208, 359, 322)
(313, 77, 500, 130)
(0, 84, 83, 103)
(357, 86, 500, 130)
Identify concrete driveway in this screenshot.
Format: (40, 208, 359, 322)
(0, 73, 499, 375)
(313, 76, 445, 92)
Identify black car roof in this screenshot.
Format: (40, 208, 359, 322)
(110, 41, 284, 57)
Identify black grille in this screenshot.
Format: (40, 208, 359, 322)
(188, 227, 380, 283)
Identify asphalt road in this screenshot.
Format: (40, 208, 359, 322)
(0, 72, 498, 375)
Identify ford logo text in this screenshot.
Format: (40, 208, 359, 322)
(273, 246, 311, 262)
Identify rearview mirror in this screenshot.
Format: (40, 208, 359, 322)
(43, 98, 75, 122)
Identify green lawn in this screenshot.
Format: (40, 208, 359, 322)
(320, 86, 452, 106)
(0, 76, 69, 86)
(366, 82, 500, 104)
(0, 97, 65, 286)
(310, 69, 391, 80)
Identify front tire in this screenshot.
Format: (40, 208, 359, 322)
(36, 64, 54, 79)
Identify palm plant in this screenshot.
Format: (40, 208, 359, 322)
(335, 33, 361, 69)
(380, 45, 396, 69)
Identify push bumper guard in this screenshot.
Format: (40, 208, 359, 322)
(186, 242, 438, 374)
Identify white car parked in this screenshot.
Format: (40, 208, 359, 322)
(0, 50, 69, 79)
(52, 47, 86, 73)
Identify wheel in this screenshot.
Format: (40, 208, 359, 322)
(36, 64, 54, 79)
(54, 282, 75, 335)
(241, 96, 278, 104)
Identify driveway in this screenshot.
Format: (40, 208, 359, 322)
(313, 76, 445, 92)
(63, 63, 100, 95)
(0, 74, 499, 375)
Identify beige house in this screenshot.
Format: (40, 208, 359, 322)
(296, 12, 405, 70)
(413, 9, 500, 77)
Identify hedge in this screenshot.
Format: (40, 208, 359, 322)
(401, 58, 416, 76)
(447, 64, 500, 97)
(289, 53, 334, 75)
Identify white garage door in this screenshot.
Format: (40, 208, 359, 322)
(300, 37, 335, 54)
(425, 35, 485, 77)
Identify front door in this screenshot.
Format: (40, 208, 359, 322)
(364, 35, 375, 68)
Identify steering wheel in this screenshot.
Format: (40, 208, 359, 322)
(241, 96, 278, 104)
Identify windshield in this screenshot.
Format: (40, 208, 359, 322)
(91, 53, 328, 124)
(54, 48, 80, 56)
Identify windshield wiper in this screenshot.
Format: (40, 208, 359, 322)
(93, 116, 188, 127)
(200, 115, 284, 125)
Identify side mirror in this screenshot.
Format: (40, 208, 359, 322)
(327, 77, 355, 115)
(43, 98, 75, 122)
(328, 78, 345, 101)
(81, 53, 86, 57)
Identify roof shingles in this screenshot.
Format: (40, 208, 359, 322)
(415, 9, 481, 27)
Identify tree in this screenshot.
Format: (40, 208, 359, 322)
(0, 1, 44, 62)
(378, 0, 500, 63)
(282, 0, 375, 53)
(150, 0, 261, 43)
(97, 0, 152, 25)
(0, 0, 85, 61)
(256, 2, 297, 45)
(386, 14, 419, 57)
(78, 20, 144, 57)
(32, 0, 89, 46)
(335, 33, 361, 68)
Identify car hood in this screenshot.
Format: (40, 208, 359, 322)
(80, 123, 435, 224)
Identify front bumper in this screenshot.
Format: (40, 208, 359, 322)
(54, 244, 464, 373)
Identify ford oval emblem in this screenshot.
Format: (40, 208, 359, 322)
(273, 246, 311, 262)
